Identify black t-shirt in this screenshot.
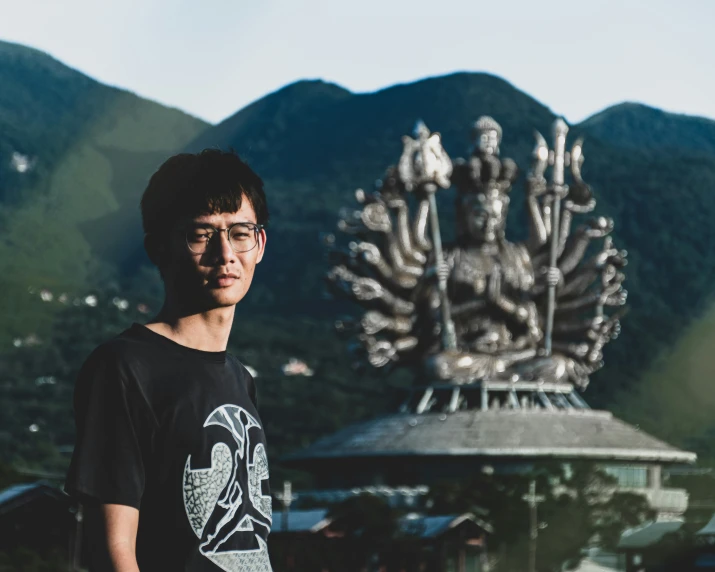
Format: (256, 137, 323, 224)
(64, 322, 273, 571)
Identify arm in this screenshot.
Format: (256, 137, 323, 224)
(103, 504, 140, 572)
(526, 187, 548, 250)
(64, 347, 150, 570)
(82, 501, 140, 572)
(487, 267, 530, 323)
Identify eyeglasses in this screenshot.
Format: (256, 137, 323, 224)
(180, 222, 264, 254)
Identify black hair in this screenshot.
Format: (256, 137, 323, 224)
(140, 148, 269, 274)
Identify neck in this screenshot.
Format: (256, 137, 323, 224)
(481, 241, 499, 255)
(145, 291, 236, 353)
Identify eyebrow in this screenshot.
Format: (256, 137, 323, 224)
(190, 220, 258, 227)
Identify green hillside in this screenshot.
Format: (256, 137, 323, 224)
(173, 74, 715, 411)
(0, 40, 209, 343)
(177, 73, 559, 317)
(4, 45, 715, 474)
(613, 301, 715, 461)
(578, 101, 715, 155)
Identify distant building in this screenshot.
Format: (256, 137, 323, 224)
(281, 357, 314, 376)
(269, 508, 491, 572)
(279, 116, 698, 571)
(285, 381, 695, 519)
(0, 481, 76, 566)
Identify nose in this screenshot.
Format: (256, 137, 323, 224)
(209, 229, 237, 264)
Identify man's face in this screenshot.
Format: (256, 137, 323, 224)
(162, 199, 266, 311)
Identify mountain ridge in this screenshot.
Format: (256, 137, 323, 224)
(0, 39, 209, 339)
(577, 101, 715, 155)
(4, 40, 715, 467)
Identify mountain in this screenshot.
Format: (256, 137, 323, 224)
(154, 73, 560, 316)
(154, 74, 715, 409)
(30, 68, 715, 412)
(0, 40, 209, 341)
(578, 102, 715, 155)
(4, 47, 715, 470)
(612, 302, 715, 459)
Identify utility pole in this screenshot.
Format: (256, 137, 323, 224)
(274, 480, 294, 532)
(69, 502, 83, 571)
(522, 479, 545, 572)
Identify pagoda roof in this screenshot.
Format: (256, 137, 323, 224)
(284, 409, 696, 466)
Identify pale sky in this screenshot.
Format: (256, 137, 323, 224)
(1, 0, 713, 125)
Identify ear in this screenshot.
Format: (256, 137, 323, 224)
(255, 228, 267, 264)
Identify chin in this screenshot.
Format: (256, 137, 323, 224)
(210, 288, 240, 302)
(213, 286, 248, 306)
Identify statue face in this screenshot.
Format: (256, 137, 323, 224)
(478, 128, 500, 156)
(463, 192, 509, 244)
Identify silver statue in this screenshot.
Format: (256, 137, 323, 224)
(326, 117, 627, 389)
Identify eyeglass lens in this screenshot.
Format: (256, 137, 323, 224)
(186, 224, 259, 253)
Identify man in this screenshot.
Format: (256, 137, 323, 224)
(64, 149, 273, 571)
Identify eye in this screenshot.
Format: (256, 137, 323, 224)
(230, 227, 252, 242)
(188, 230, 211, 241)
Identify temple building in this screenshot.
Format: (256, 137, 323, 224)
(284, 381, 695, 518)
(277, 117, 697, 570)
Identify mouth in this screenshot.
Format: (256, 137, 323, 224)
(210, 274, 239, 288)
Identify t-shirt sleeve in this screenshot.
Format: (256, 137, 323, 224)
(64, 345, 150, 509)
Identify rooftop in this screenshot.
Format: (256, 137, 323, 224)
(285, 409, 696, 466)
(618, 519, 684, 549)
(0, 481, 66, 516)
(270, 509, 492, 537)
(271, 509, 330, 534)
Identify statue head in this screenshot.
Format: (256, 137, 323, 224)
(473, 116, 502, 156)
(459, 187, 510, 245)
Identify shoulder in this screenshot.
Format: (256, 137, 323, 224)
(75, 340, 146, 404)
(78, 340, 131, 382)
(80, 323, 167, 379)
(73, 339, 158, 428)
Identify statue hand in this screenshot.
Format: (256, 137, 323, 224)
(546, 266, 562, 288)
(527, 178, 548, 197)
(436, 260, 451, 283)
(594, 237, 627, 269)
(538, 266, 563, 289)
(564, 197, 596, 214)
(607, 249, 628, 268)
(584, 216, 614, 238)
(554, 184, 570, 200)
(605, 289, 628, 306)
(488, 269, 502, 300)
(515, 304, 530, 322)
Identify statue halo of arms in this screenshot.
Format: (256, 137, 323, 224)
(325, 116, 627, 397)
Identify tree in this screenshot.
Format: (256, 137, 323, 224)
(326, 493, 399, 571)
(426, 462, 655, 572)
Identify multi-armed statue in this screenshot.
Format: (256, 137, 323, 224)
(326, 117, 627, 408)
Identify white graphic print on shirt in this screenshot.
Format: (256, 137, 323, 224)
(183, 405, 273, 572)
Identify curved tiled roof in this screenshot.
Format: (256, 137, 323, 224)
(285, 409, 696, 465)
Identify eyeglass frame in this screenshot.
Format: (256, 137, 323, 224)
(175, 221, 266, 254)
